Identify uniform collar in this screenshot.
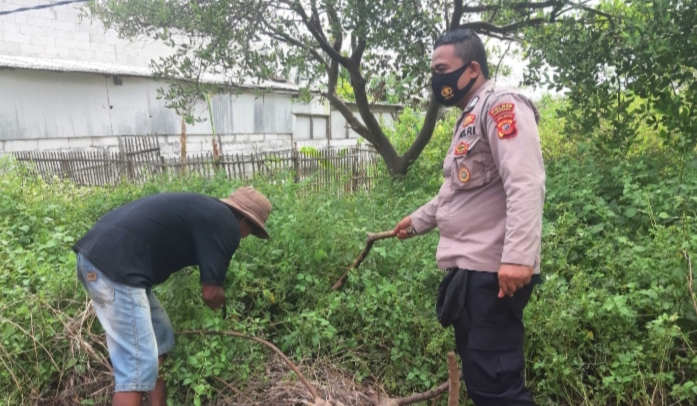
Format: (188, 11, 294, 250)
(453, 81, 493, 131)
(461, 80, 493, 112)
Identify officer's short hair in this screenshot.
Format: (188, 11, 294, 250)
(434, 28, 490, 79)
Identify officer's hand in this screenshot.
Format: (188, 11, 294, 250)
(393, 216, 416, 240)
(202, 284, 225, 310)
(497, 264, 533, 298)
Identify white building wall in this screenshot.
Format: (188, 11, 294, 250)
(0, 1, 400, 156)
(0, 0, 175, 67)
(0, 69, 298, 155)
(0, 69, 390, 156)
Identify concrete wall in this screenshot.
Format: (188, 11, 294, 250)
(0, 69, 398, 156)
(0, 70, 301, 138)
(0, 2, 401, 156)
(0, 0, 175, 66)
(0, 69, 301, 155)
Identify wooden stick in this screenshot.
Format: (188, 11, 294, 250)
(178, 330, 322, 403)
(211, 375, 257, 405)
(330, 230, 397, 291)
(360, 371, 462, 406)
(447, 352, 460, 406)
(395, 377, 453, 405)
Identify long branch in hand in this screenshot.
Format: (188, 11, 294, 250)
(330, 230, 396, 291)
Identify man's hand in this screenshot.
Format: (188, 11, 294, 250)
(393, 216, 416, 240)
(202, 284, 225, 310)
(497, 264, 534, 298)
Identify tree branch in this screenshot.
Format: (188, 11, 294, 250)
(450, 0, 463, 30)
(264, 25, 329, 71)
(460, 0, 560, 13)
(350, 37, 367, 65)
(455, 0, 577, 35)
(360, 370, 464, 405)
(326, 55, 372, 142)
(291, 0, 350, 65)
(322, 26, 372, 145)
(310, 0, 329, 44)
(211, 375, 257, 405)
(484, 31, 524, 42)
(486, 6, 500, 23)
(494, 40, 514, 82)
(323, 0, 343, 41)
(343, 57, 399, 161)
(460, 17, 546, 34)
(402, 94, 440, 166)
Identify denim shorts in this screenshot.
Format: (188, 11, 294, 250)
(76, 253, 175, 392)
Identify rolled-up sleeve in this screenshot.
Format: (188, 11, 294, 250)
(411, 195, 439, 235)
(485, 94, 546, 267)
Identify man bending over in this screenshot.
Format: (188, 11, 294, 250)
(73, 187, 272, 406)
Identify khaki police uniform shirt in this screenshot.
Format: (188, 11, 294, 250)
(411, 81, 546, 274)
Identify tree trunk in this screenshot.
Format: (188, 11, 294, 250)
(379, 147, 410, 177)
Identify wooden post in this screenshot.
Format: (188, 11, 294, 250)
(180, 118, 187, 173)
(292, 143, 299, 183)
(447, 352, 461, 406)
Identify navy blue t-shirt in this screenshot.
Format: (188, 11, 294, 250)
(73, 192, 241, 288)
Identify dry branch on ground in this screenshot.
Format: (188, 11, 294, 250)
(35, 302, 461, 406)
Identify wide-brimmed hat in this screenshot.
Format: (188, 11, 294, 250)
(220, 187, 272, 239)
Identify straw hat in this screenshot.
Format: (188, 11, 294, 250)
(220, 187, 272, 239)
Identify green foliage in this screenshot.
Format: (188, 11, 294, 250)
(525, 0, 697, 160)
(1, 95, 696, 405)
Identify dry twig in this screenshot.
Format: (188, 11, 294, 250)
(179, 330, 330, 405)
(331, 230, 396, 291)
(360, 363, 463, 406)
(211, 375, 257, 405)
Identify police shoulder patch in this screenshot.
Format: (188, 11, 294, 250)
(489, 101, 517, 140)
(495, 115, 517, 139)
(489, 102, 515, 118)
(454, 141, 469, 156)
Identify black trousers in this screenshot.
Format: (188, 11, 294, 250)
(451, 270, 536, 406)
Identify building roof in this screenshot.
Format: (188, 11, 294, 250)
(0, 55, 407, 109)
(0, 54, 300, 92)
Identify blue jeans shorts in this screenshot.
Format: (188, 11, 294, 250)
(77, 253, 175, 392)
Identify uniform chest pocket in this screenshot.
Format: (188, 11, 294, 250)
(450, 138, 487, 190)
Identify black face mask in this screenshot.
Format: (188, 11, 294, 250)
(431, 63, 477, 107)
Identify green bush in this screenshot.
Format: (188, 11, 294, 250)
(1, 98, 696, 405)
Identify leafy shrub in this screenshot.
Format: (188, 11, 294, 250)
(1, 96, 696, 405)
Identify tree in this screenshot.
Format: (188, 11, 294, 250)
(87, 0, 577, 176)
(524, 0, 697, 158)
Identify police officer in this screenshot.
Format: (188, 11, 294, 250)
(393, 28, 545, 405)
